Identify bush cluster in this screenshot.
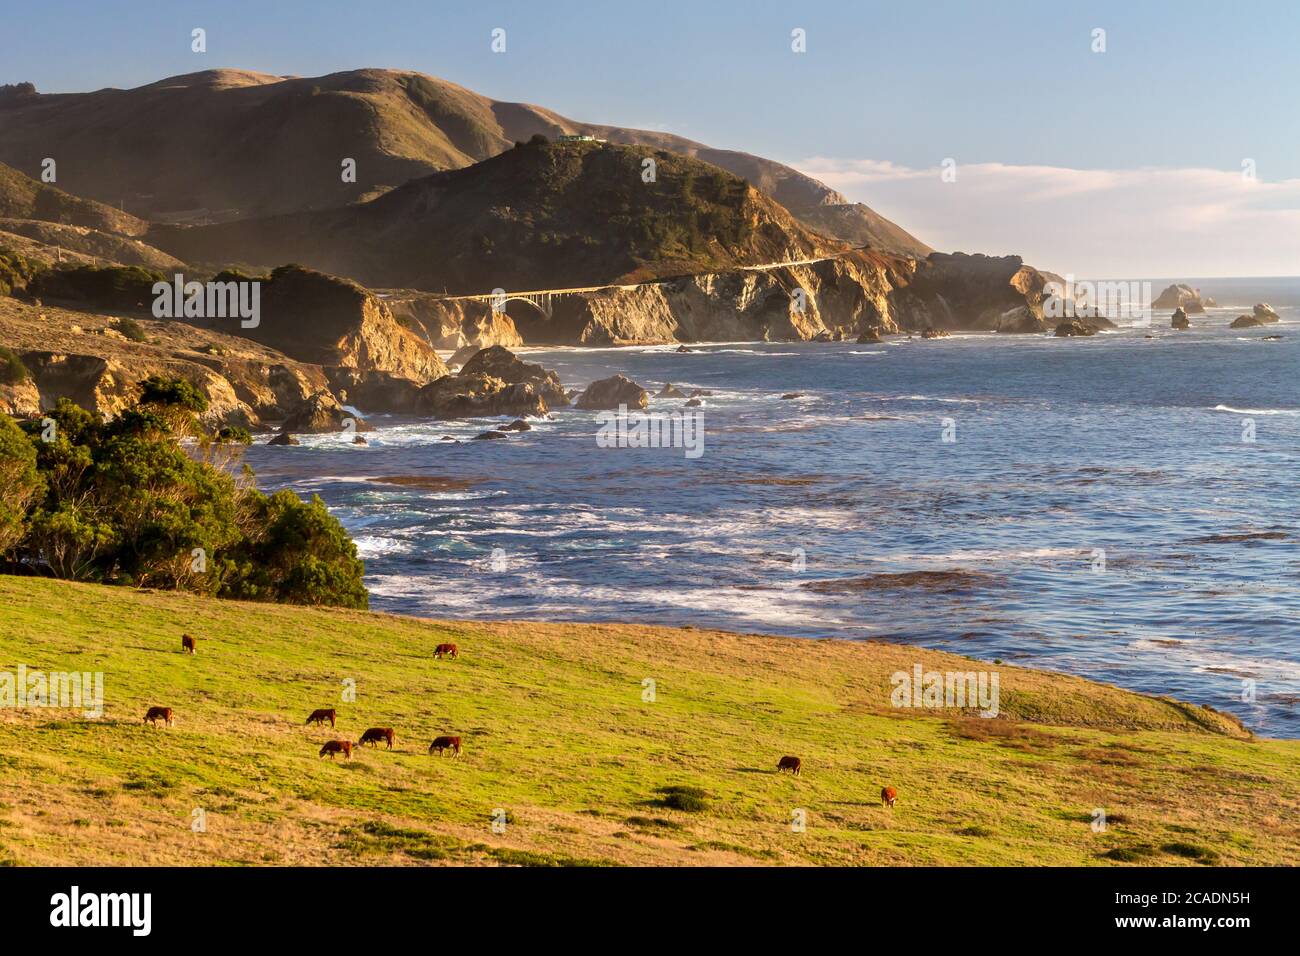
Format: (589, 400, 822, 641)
(0, 381, 367, 608)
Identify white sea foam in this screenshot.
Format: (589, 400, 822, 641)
(1211, 404, 1300, 416)
(1129, 636, 1300, 683)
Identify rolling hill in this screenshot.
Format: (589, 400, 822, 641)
(0, 69, 931, 257)
(149, 140, 843, 293)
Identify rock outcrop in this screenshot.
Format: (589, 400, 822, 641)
(1230, 314, 1261, 328)
(384, 291, 524, 353)
(1171, 308, 1190, 330)
(189, 265, 448, 384)
(1153, 284, 1213, 313)
(279, 390, 369, 435)
(575, 375, 649, 410)
(325, 367, 424, 415)
(415, 373, 549, 420)
(458, 345, 567, 407)
(1252, 303, 1280, 322)
(0, 377, 41, 418)
(1054, 320, 1098, 337)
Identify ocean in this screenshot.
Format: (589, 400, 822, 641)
(246, 278, 1300, 736)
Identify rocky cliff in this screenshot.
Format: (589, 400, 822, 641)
(0, 295, 328, 428)
(194, 265, 448, 383)
(395, 251, 1071, 347)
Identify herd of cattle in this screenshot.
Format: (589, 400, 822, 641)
(145, 635, 900, 807)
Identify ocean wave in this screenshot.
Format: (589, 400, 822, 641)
(1130, 636, 1300, 683)
(1211, 404, 1300, 416)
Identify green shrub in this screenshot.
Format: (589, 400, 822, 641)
(1102, 845, 1156, 862)
(116, 317, 148, 342)
(28, 264, 166, 312)
(1161, 842, 1220, 864)
(0, 415, 43, 557)
(1, 396, 366, 607)
(0, 346, 28, 385)
(219, 489, 368, 608)
(215, 425, 252, 445)
(654, 785, 711, 813)
(138, 375, 208, 412)
(0, 250, 41, 297)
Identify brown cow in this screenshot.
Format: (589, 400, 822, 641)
(777, 755, 801, 775)
(434, 643, 458, 659)
(881, 786, 897, 808)
(144, 706, 174, 727)
(428, 735, 462, 757)
(319, 739, 352, 759)
(305, 708, 337, 728)
(358, 727, 396, 750)
(181, 633, 196, 655)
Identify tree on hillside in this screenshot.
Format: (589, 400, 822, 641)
(0, 415, 43, 557)
(0, 385, 367, 608)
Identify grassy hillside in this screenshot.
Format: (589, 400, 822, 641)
(0, 576, 1296, 866)
(152, 141, 841, 293)
(0, 162, 149, 237)
(0, 69, 931, 255)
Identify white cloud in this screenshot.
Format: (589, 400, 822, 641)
(795, 157, 1300, 277)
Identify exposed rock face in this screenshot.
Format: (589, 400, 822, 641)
(657, 383, 688, 398)
(0, 378, 41, 418)
(458, 345, 567, 407)
(920, 328, 950, 339)
(1153, 284, 1212, 312)
(280, 390, 369, 434)
(403, 251, 1080, 346)
(1171, 308, 1190, 330)
(1230, 313, 1273, 329)
(415, 373, 549, 419)
(1253, 303, 1280, 321)
(575, 375, 648, 410)
(325, 367, 424, 414)
(384, 291, 523, 352)
(1054, 320, 1098, 337)
(191, 265, 447, 384)
(267, 432, 300, 446)
(0, 295, 340, 428)
(856, 329, 883, 343)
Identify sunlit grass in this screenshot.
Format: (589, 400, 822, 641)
(0, 576, 1296, 866)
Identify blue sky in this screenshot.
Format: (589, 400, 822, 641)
(3, 0, 1298, 275)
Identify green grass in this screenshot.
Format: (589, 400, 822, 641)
(0, 576, 1296, 866)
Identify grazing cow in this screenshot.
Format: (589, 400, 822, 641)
(144, 706, 174, 727)
(881, 786, 897, 808)
(777, 755, 801, 775)
(305, 708, 337, 728)
(434, 643, 458, 659)
(358, 727, 396, 750)
(428, 735, 462, 757)
(181, 633, 196, 655)
(319, 739, 352, 760)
